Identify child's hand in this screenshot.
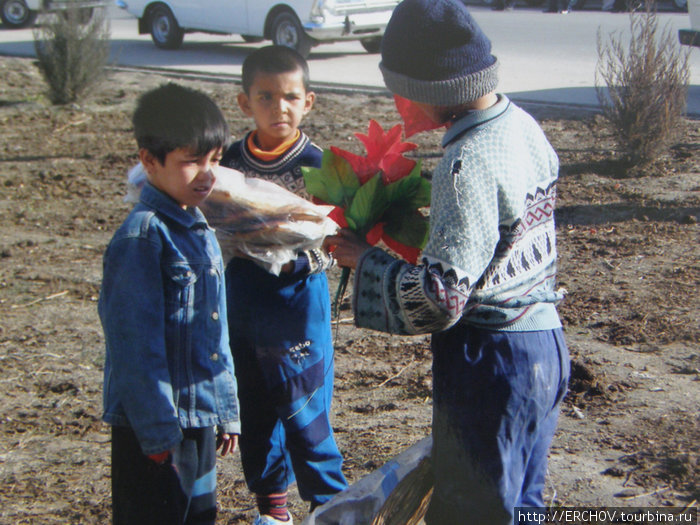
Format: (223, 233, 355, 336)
(216, 432, 238, 456)
(280, 260, 295, 274)
(323, 229, 371, 269)
(147, 450, 171, 465)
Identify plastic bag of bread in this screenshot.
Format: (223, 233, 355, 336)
(124, 164, 338, 275)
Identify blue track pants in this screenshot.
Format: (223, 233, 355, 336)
(426, 326, 570, 525)
(226, 259, 348, 507)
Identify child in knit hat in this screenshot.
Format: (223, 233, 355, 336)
(325, 0, 570, 523)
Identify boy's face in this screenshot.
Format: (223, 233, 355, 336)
(140, 147, 222, 209)
(237, 68, 315, 151)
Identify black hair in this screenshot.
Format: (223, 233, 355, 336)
(132, 83, 229, 164)
(241, 45, 310, 94)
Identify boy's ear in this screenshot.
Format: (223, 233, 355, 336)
(304, 91, 316, 115)
(138, 148, 160, 176)
(237, 92, 253, 117)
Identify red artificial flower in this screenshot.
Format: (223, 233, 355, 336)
(303, 120, 431, 313)
(393, 95, 445, 138)
(365, 222, 422, 264)
(330, 119, 418, 184)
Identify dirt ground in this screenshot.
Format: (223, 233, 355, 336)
(0, 56, 697, 524)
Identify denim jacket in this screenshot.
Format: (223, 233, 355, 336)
(99, 183, 240, 455)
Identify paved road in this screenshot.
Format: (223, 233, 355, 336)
(0, 4, 698, 115)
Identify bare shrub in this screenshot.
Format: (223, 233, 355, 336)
(33, 3, 110, 105)
(595, 1, 690, 169)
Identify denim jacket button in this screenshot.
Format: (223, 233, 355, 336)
(211, 311, 219, 321)
(211, 353, 219, 361)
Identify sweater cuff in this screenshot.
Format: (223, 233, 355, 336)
(220, 421, 241, 435)
(353, 248, 402, 333)
(292, 252, 311, 275)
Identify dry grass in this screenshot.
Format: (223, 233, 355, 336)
(595, 0, 690, 169)
(32, 3, 110, 105)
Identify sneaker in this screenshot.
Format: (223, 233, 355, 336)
(253, 513, 293, 525)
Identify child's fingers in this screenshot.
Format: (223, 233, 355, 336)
(325, 230, 372, 269)
(217, 433, 238, 456)
(217, 433, 228, 452)
(322, 235, 338, 252)
(324, 228, 359, 252)
(147, 451, 171, 465)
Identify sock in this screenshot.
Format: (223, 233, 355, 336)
(256, 492, 289, 521)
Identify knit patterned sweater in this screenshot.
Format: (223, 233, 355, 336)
(221, 130, 321, 199)
(354, 95, 564, 335)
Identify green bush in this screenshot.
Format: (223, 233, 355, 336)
(33, 3, 110, 105)
(595, 1, 690, 169)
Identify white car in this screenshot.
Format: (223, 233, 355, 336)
(116, 0, 401, 57)
(1, 0, 107, 28)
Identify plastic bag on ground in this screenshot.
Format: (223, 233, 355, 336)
(302, 436, 432, 525)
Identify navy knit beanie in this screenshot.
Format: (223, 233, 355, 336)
(380, 0, 498, 106)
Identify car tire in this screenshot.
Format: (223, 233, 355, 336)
(270, 11, 312, 58)
(523, 0, 545, 5)
(0, 0, 36, 28)
(567, 0, 586, 9)
(149, 5, 184, 50)
(360, 36, 382, 54)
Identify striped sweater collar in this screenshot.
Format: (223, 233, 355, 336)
(240, 130, 309, 172)
(442, 94, 511, 148)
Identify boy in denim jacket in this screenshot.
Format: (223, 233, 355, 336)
(327, 1, 570, 523)
(99, 83, 240, 525)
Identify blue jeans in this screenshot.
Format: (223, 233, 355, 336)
(426, 326, 570, 525)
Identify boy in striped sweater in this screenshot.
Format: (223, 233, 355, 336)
(222, 45, 347, 525)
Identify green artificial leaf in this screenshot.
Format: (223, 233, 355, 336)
(302, 150, 359, 207)
(383, 209, 430, 249)
(385, 161, 431, 209)
(345, 173, 390, 237)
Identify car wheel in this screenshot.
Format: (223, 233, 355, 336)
(480, 0, 495, 6)
(241, 34, 263, 43)
(270, 11, 312, 58)
(0, 0, 36, 28)
(149, 5, 184, 50)
(360, 36, 382, 54)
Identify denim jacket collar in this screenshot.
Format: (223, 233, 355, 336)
(442, 94, 511, 149)
(139, 182, 209, 229)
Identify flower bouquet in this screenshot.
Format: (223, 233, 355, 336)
(302, 119, 431, 316)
